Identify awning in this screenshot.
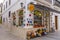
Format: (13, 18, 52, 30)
(34, 4, 60, 13)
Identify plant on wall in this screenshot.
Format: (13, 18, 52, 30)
(34, 10, 43, 28)
(18, 10, 23, 26)
(19, 10, 23, 16)
(34, 10, 42, 17)
(12, 12, 16, 25)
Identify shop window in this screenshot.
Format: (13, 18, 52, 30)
(44, 10, 50, 28)
(34, 10, 43, 28)
(18, 10, 23, 26)
(0, 16, 2, 23)
(9, 11, 11, 17)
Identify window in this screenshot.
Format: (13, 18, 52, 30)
(18, 10, 23, 26)
(21, 3, 23, 7)
(1, 7, 2, 13)
(9, 0, 11, 5)
(9, 11, 11, 17)
(3, 18, 5, 22)
(4, 5, 5, 10)
(6, 2, 7, 8)
(34, 10, 43, 28)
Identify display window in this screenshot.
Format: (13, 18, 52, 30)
(44, 10, 50, 28)
(34, 9, 50, 28)
(18, 10, 23, 26)
(34, 10, 43, 28)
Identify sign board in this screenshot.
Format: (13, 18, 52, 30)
(28, 4, 34, 12)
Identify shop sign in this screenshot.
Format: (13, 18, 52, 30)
(28, 4, 34, 12)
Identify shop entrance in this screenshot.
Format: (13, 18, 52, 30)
(34, 10, 43, 28)
(55, 16, 58, 30)
(34, 9, 50, 32)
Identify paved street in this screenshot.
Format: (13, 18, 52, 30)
(31, 31, 60, 40)
(0, 25, 21, 40)
(0, 25, 60, 40)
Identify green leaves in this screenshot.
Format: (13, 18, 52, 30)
(19, 10, 23, 16)
(34, 10, 42, 17)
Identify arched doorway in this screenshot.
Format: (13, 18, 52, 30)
(34, 9, 50, 32)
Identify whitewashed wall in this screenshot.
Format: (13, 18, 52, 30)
(2, 0, 25, 24)
(2, 0, 60, 29)
(2, 0, 36, 28)
(51, 12, 60, 30)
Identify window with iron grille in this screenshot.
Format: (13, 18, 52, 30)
(6, 1, 7, 8)
(9, 11, 11, 17)
(9, 0, 11, 5)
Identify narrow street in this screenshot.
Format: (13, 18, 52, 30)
(31, 31, 60, 40)
(0, 25, 21, 40)
(0, 25, 60, 40)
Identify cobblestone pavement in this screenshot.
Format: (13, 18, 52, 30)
(31, 31, 60, 40)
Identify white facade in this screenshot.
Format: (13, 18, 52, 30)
(2, 0, 60, 40)
(2, 0, 36, 28)
(2, 0, 60, 30)
(2, 0, 25, 27)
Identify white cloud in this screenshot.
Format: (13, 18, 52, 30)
(0, 0, 4, 3)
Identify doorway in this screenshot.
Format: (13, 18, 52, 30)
(55, 16, 58, 30)
(33, 9, 50, 30)
(34, 10, 43, 28)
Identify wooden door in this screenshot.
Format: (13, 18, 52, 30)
(55, 16, 58, 30)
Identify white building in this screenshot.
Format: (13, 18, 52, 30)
(2, 0, 60, 40)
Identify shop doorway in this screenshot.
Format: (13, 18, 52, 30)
(55, 16, 58, 30)
(34, 10, 43, 28)
(34, 9, 50, 31)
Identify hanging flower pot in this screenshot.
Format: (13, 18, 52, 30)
(34, 10, 42, 17)
(19, 10, 23, 16)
